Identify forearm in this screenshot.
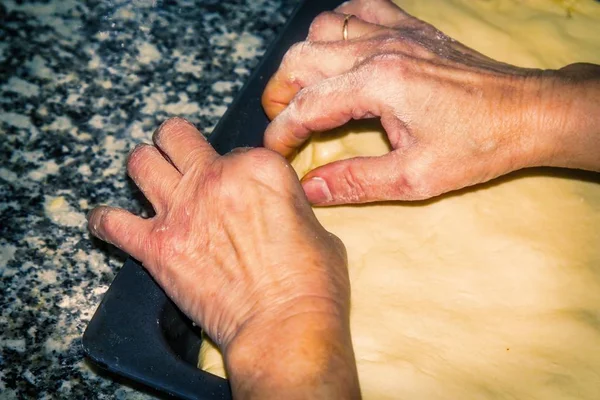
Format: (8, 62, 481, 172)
(534, 63, 600, 172)
(224, 306, 360, 400)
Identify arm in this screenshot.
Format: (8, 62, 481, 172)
(543, 64, 600, 172)
(226, 308, 360, 399)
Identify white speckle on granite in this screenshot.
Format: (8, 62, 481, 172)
(88, 115, 104, 129)
(129, 121, 148, 139)
(0, 168, 18, 182)
(70, 128, 92, 141)
(0, 112, 33, 129)
(3, 0, 79, 16)
(162, 93, 201, 115)
(232, 32, 263, 61)
(210, 29, 238, 47)
(141, 91, 165, 114)
(3, 77, 40, 97)
(137, 41, 161, 64)
(26, 55, 53, 80)
(99, 80, 113, 89)
(58, 284, 108, 312)
(45, 337, 69, 354)
(57, 72, 78, 84)
(96, 31, 110, 41)
(27, 326, 37, 339)
(116, 7, 136, 20)
(212, 81, 234, 93)
(65, 93, 80, 106)
(38, 105, 48, 116)
(21, 150, 44, 163)
(44, 196, 86, 227)
(234, 66, 250, 76)
(78, 164, 91, 176)
(58, 380, 72, 395)
(212, 104, 228, 118)
(87, 52, 102, 70)
(74, 249, 112, 276)
(28, 160, 60, 181)
(103, 135, 127, 152)
(174, 51, 204, 78)
(45, 116, 73, 132)
(38, 269, 58, 285)
(101, 150, 126, 177)
(22, 370, 36, 386)
(0, 201, 21, 214)
(2, 339, 26, 353)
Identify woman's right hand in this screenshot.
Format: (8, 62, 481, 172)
(262, 0, 600, 205)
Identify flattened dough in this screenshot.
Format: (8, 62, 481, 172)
(199, 1, 600, 398)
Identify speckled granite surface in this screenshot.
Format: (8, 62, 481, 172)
(0, 0, 299, 397)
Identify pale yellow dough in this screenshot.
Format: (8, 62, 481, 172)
(199, 1, 600, 398)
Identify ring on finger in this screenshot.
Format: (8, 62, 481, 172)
(342, 14, 354, 41)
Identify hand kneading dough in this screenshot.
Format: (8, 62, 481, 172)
(199, 1, 600, 398)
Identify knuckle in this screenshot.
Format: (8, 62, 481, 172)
(281, 42, 311, 72)
(152, 116, 192, 144)
(290, 88, 308, 110)
(395, 159, 436, 200)
(99, 210, 121, 240)
(363, 53, 411, 82)
(367, 52, 405, 68)
(284, 42, 303, 60)
(151, 228, 190, 272)
(240, 148, 295, 185)
(286, 87, 316, 126)
(308, 11, 338, 38)
(246, 148, 288, 172)
(127, 144, 152, 174)
(339, 164, 369, 202)
(328, 232, 348, 263)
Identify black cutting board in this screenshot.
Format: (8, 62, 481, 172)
(82, 0, 345, 399)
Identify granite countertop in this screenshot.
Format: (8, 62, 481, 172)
(0, 0, 299, 397)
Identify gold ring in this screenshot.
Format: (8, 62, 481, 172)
(343, 14, 354, 41)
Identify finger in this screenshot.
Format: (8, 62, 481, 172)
(307, 11, 384, 42)
(264, 68, 384, 157)
(152, 117, 218, 174)
(263, 13, 389, 121)
(262, 40, 377, 120)
(336, 0, 411, 27)
(300, 152, 425, 205)
(127, 143, 181, 213)
(88, 206, 152, 261)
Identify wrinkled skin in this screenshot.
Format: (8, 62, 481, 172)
(87, 117, 359, 398)
(262, 0, 599, 205)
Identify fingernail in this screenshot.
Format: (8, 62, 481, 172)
(302, 177, 332, 204)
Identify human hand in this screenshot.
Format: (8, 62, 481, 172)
(261, 0, 577, 205)
(87, 118, 359, 398)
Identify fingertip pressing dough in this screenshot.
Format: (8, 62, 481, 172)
(199, 1, 600, 398)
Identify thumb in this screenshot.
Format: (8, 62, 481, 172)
(300, 152, 422, 205)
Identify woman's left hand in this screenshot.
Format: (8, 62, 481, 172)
(87, 117, 359, 398)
